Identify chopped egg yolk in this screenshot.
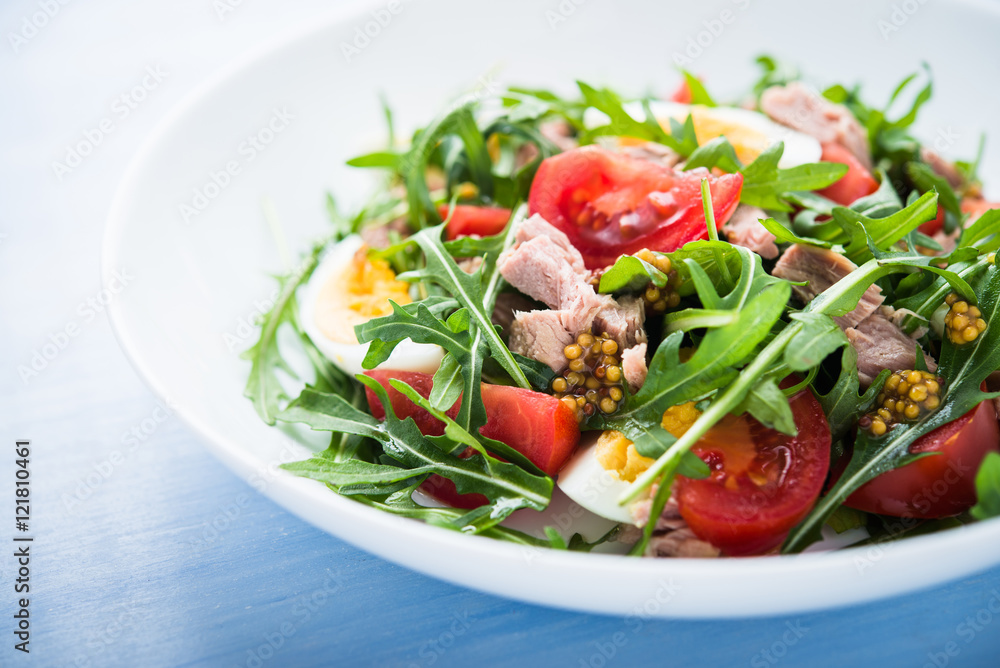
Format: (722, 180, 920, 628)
(314, 249, 411, 345)
(595, 402, 702, 482)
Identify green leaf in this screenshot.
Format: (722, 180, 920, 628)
(960, 209, 1000, 249)
(740, 143, 847, 211)
(345, 151, 401, 169)
(278, 388, 384, 439)
(757, 216, 834, 248)
(784, 312, 848, 372)
(684, 136, 741, 173)
(814, 346, 886, 441)
(242, 246, 322, 425)
(971, 453, 1000, 521)
(906, 162, 962, 231)
(680, 70, 717, 106)
(281, 458, 434, 487)
(598, 255, 669, 294)
(736, 377, 796, 436)
(430, 353, 464, 411)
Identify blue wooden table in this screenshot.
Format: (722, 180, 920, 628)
(3, 1, 1000, 666)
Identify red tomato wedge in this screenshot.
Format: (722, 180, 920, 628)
(364, 370, 581, 508)
(816, 142, 879, 206)
(527, 146, 743, 269)
(440, 204, 512, 240)
(676, 384, 831, 556)
(845, 399, 1000, 518)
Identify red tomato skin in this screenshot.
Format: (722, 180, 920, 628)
(527, 146, 743, 269)
(364, 371, 581, 508)
(919, 206, 945, 236)
(364, 370, 457, 436)
(440, 205, 512, 240)
(816, 143, 879, 206)
(676, 386, 832, 556)
(845, 399, 1000, 518)
(671, 80, 693, 104)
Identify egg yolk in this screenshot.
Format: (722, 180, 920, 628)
(314, 248, 411, 345)
(595, 402, 702, 482)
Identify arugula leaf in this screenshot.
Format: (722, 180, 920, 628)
(971, 453, 1000, 521)
(814, 346, 887, 441)
(353, 484, 554, 546)
(735, 377, 796, 436)
(684, 136, 742, 173)
(598, 255, 670, 294)
(906, 161, 962, 232)
(751, 55, 800, 98)
(281, 380, 552, 528)
(784, 312, 848, 372)
(680, 70, 717, 106)
(739, 143, 847, 211)
(282, 458, 434, 487)
(960, 209, 1000, 250)
(243, 246, 323, 424)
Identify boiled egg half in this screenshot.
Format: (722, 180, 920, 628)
(586, 100, 822, 169)
(299, 235, 443, 376)
(557, 430, 655, 523)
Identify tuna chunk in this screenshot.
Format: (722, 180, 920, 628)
(594, 296, 648, 350)
(508, 310, 575, 372)
(772, 244, 884, 329)
(620, 141, 682, 169)
(501, 213, 648, 369)
(723, 204, 778, 259)
(540, 120, 578, 152)
(621, 343, 648, 392)
(845, 308, 938, 387)
(760, 82, 871, 168)
(513, 214, 586, 273)
(631, 495, 720, 558)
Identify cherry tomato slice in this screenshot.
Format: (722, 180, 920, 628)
(816, 142, 879, 206)
(676, 384, 831, 556)
(364, 370, 581, 508)
(440, 204, 512, 240)
(527, 146, 743, 269)
(845, 399, 1000, 518)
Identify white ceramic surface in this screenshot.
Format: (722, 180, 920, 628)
(105, 0, 1000, 618)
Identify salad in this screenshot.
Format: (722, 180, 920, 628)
(245, 59, 1000, 558)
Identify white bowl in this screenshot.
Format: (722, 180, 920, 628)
(104, 0, 1000, 618)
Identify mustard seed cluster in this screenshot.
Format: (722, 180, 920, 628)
(860, 370, 942, 436)
(551, 332, 625, 420)
(944, 293, 987, 345)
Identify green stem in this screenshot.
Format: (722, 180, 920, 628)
(701, 178, 733, 287)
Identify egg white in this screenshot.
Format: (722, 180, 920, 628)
(585, 100, 822, 169)
(299, 234, 443, 377)
(556, 434, 645, 523)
